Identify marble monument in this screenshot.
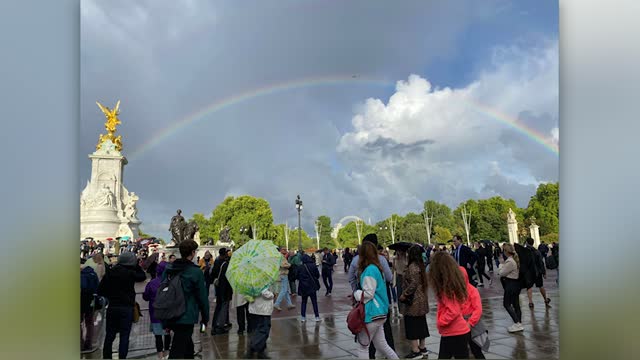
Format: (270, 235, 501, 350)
(81, 101, 142, 241)
(507, 208, 519, 244)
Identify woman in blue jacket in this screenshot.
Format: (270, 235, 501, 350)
(353, 242, 399, 359)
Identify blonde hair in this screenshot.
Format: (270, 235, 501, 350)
(503, 243, 520, 270)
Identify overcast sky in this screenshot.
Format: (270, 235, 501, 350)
(80, 0, 558, 238)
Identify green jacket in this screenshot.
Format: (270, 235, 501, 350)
(288, 252, 302, 266)
(162, 259, 210, 325)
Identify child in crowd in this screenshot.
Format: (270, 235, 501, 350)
(246, 288, 275, 359)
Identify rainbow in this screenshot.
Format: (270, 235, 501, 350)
(127, 76, 558, 160)
(467, 100, 559, 155)
(128, 75, 392, 160)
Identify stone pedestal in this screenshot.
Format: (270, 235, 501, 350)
(507, 219, 519, 244)
(529, 224, 541, 247)
(81, 139, 142, 241)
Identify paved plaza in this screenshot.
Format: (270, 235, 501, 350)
(85, 259, 559, 359)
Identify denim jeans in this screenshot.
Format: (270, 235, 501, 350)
(274, 275, 292, 307)
(103, 306, 134, 359)
(301, 293, 319, 318)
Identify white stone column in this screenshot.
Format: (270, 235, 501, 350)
(529, 224, 540, 247)
(508, 218, 519, 244)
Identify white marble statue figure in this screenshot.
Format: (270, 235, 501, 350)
(507, 208, 516, 222)
(96, 184, 115, 208)
(124, 192, 139, 220)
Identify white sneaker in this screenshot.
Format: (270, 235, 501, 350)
(508, 323, 524, 333)
(300, 317, 306, 323)
(315, 317, 322, 322)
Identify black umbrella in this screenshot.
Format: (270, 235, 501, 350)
(388, 242, 414, 252)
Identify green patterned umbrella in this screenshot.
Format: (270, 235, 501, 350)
(226, 239, 282, 300)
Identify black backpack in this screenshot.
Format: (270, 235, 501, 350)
(154, 269, 186, 321)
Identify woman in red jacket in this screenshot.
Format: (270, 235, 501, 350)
(428, 252, 470, 359)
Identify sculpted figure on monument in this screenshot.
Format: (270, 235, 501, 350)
(124, 192, 139, 220)
(219, 226, 231, 244)
(97, 184, 115, 208)
(169, 209, 186, 246)
(183, 221, 199, 242)
(507, 208, 516, 222)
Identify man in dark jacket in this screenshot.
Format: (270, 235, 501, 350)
(525, 237, 551, 309)
(451, 235, 478, 287)
(211, 248, 233, 335)
(162, 240, 210, 359)
(97, 251, 146, 359)
(321, 247, 336, 296)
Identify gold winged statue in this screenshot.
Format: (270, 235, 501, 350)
(96, 100, 123, 151)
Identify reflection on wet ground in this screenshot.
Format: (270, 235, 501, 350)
(86, 262, 559, 359)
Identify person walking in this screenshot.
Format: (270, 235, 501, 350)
(246, 287, 275, 359)
(273, 247, 295, 311)
(498, 244, 523, 333)
(485, 242, 494, 273)
(343, 248, 354, 272)
(459, 266, 486, 359)
(321, 247, 336, 296)
(428, 252, 471, 359)
(474, 243, 491, 287)
(296, 253, 322, 322)
(399, 245, 430, 359)
(524, 238, 551, 309)
(142, 261, 172, 359)
(161, 240, 210, 359)
(451, 235, 478, 287)
(348, 234, 395, 359)
(551, 242, 559, 285)
(493, 243, 502, 269)
(211, 248, 233, 335)
(97, 251, 147, 359)
(352, 241, 399, 360)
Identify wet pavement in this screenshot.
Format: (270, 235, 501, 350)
(88, 259, 559, 359)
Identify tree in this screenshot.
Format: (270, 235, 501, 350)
(541, 232, 559, 244)
(433, 225, 452, 244)
(525, 182, 559, 236)
(209, 195, 275, 246)
(337, 221, 361, 249)
(423, 200, 456, 232)
(454, 197, 522, 243)
(316, 215, 334, 249)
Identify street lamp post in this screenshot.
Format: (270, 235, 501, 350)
(295, 195, 303, 252)
(239, 226, 247, 243)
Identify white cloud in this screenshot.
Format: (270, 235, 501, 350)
(337, 39, 558, 209)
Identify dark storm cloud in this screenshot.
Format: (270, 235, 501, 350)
(364, 137, 436, 159)
(81, 0, 557, 238)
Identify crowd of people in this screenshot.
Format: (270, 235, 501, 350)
(80, 234, 559, 359)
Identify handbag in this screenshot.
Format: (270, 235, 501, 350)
(213, 262, 227, 287)
(133, 302, 142, 323)
(465, 316, 490, 352)
(304, 263, 321, 291)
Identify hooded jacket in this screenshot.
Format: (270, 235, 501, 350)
(97, 263, 146, 308)
(296, 254, 320, 296)
(248, 288, 275, 316)
(459, 266, 482, 327)
(162, 258, 210, 325)
(142, 261, 168, 323)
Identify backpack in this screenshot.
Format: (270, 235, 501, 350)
(546, 255, 558, 270)
(154, 269, 186, 321)
(81, 267, 99, 295)
(347, 300, 370, 346)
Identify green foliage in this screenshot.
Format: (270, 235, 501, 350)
(453, 197, 521, 243)
(337, 221, 360, 249)
(316, 215, 334, 249)
(209, 195, 275, 246)
(423, 200, 456, 231)
(525, 182, 559, 236)
(541, 232, 559, 244)
(433, 225, 452, 244)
